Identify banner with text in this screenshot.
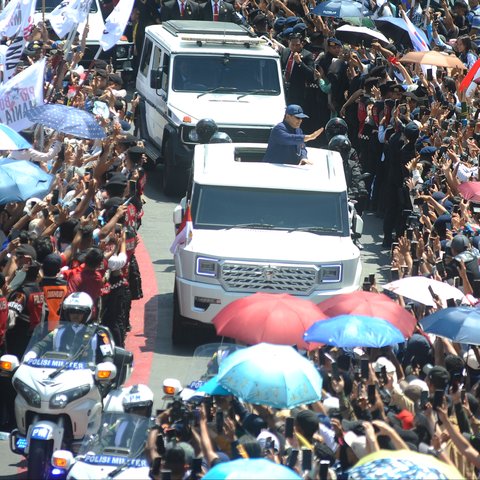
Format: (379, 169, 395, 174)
(0, 58, 45, 131)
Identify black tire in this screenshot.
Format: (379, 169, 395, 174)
(172, 286, 192, 345)
(162, 139, 188, 197)
(27, 439, 53, 480)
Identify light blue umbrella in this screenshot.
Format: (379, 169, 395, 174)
(304, 315, 405, 348)
(197, 375, 232, 396)
(216, 343, 322, 409)
(420, 307, 480, 345)
(0, 158, 53, 204)
(312, 0, 370, 18)
(26, 104, 106, 140)
(203, 458, 301, 480)
(0, 124, 31, 150)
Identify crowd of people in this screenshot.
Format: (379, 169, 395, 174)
(2, 0, 480, 477)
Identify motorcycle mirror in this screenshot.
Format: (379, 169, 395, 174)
(95, 362, 117, 382)
(51, 450, 75, 471)
(0, 354, 19, 372)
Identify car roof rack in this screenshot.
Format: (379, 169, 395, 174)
(163, 20, 251, 37)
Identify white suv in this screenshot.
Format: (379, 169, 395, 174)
(171, 143, 363, 344)
(135, 20, 286, 195)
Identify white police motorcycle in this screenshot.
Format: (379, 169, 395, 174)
(51, 412, 151, 479)
(0, 321, 132, 479)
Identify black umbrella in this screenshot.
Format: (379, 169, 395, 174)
(374, 17, 429, 50)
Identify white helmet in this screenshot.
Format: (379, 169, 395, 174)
(122, 384, 154, 417)
(62, 292, 94, 324)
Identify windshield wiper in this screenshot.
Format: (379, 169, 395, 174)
(237, 89, 279, 99)
(197, 87, 238, 98)
(228, 223, 276, 229)
(291, 226, 340, 233)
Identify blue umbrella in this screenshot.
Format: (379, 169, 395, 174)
(0, 158, 53, 204)
(203, 458, 301, 480)
(420, 307, 480, 344)
(304, 315, 405, 348)
(374, 17, 429, 50)
(26, 104, 106, 140)
(312, 0, 370, 18)
(216, 343, 323, 409)
(0, 124, 31, 150)
(197, 375, 232, 396)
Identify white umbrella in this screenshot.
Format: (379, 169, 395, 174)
(382, 276, 467, 307)
(335, 24, 390, 46)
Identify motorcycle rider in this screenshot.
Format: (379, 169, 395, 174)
(195, 118, 218, 144)
(24, 292, 114, 363)
(324, 117, 349, 144)
(328, 134, 368, 216)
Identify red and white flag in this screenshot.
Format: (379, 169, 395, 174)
(170, 204, 193, 254)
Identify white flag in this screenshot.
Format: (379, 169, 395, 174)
(100, 0, 134, 51)
(3, 0, 36, 81)
(0, 0, 23, 38)
(48, 0, 93, 39)
(0, 58, 45, 131)
(48, 0, 81, 39)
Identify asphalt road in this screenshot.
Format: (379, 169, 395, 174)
(0, 165, 391, 478)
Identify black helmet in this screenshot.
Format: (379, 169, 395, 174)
(325, 117, 348, 142)
(328, 135, 351, 158)
(195, 118, 218, 144)
(209, 131, 232, 143)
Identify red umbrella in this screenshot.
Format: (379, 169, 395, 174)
(316, 291, 416, 337)
(213, 292, 326, 350)
(458, 182, 480, 202)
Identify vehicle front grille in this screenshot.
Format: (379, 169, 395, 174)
(220, 261, 317, 294)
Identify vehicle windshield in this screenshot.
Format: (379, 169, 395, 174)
(35, 0, 97, 13)
(172, 55, 281, 94)
(191, 185, 349, 235)
(78, 413, 150, 464)
(187, 343, 243, 386)
(22, 321, 97, 369)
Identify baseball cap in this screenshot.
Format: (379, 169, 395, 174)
(373, 356, 396, 373)
(450, 234, 470, 253)
(427, 366, 450, 389)
(42, 253, 62, 276)
(256, 430, 280, 452)
(343, 431, 367, 460)
(16, 244, 37, 260)
(286, 104, 309, 118)
(395, 409, 414, 430)
(284, 16, 299, 27)
(327, 37, 342, 47)
(106, 172, 128, 186)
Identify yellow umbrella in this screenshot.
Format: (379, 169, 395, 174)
(349, 449, 464, 479)
(400, 51, 466, 69)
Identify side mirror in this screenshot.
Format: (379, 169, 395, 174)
(51, 450, 75, 471)
(150, 69, 163, 90)
(0, 354, 19, 374)
(352, 214, 364, 238)
(95, 362, 117, 382)
(173, 204, 184, 227)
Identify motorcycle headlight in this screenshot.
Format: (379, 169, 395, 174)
(318, 264, 342, 283)
(13, 378, 41, 408)
(49, 384, 90, 409)
(196, 257, 218, 277)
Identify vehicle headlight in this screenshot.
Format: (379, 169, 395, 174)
(196, 257, 218, 277)
(13, 378, 41, 408)
(188, 129, 199, 142)
(116, 45, 128, 59)
(49, 384, 90, 409)
(319, 265, 342, 283)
